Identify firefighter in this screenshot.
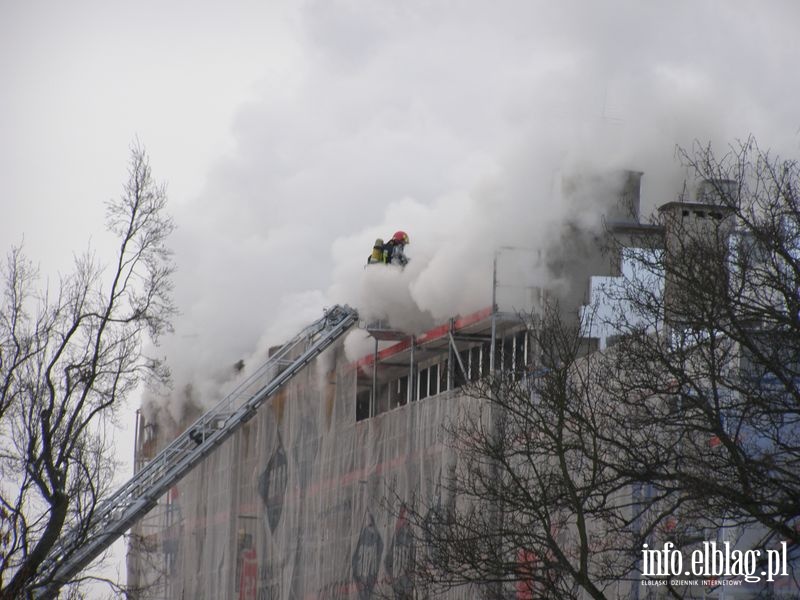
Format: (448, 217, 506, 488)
(384, 230, 410, 266)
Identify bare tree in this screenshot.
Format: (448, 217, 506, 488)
(410, 138, 800, 598)
(602, 138, 800, 551)
(410, 305, 662, 600)
(0, 144, 175, 599)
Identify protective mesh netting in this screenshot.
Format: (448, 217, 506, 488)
(129, 342, 472, 600)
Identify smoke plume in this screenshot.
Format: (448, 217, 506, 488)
(142, 1, 800, 424)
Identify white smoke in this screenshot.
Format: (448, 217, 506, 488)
(143, 0, 800, 422)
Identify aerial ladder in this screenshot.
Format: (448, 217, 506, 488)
(28, 304, 359, 599)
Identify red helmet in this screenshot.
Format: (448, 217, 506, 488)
(392, 230, 409, 244)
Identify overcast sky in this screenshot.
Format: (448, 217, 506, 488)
(3, 1, 800, 593)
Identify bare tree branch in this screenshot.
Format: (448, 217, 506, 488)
(0, 143, 175, 599)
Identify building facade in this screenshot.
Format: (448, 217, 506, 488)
(127, 172, 799, 599)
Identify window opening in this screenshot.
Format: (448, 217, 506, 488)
(455, 348, 469, 388)
(469, 346, 482, 382)
(356, 389, 371, 422)
(429, 363, 439, 397)
(418, 368, 429, 400)
(374, 382, 389, 416)
(391, 376, 408, 410)
(503, 336, 514, 374)
(440, 358, 450, 393)
(480, 342, 491, 378)
(514, 331, 527, 378)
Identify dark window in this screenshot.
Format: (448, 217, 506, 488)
(440, 359, 449, 392)
(514, 331, 527, 376)
(494, 339, 503, 374)
(429, 363, 439, 396)
(481, 342, 491, 375)
(454, 349, 469, 388)
(418, 368, 429, 400)
(389, 376, 408, 409)
(469, 346, 482, 382)
(375, 383, 389, 416)
(503, 336, 514, 373)
(356, 389, 371, 422)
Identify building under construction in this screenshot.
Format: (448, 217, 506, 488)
(121, 171, 647, 599)
(125, 172, 796, 599)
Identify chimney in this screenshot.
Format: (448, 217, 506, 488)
(696, 178, 736, 205)
(658, 179, 737, 328)
(604, 170, 643, 225)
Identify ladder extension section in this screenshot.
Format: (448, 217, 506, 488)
(32, 304, 359, 598)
